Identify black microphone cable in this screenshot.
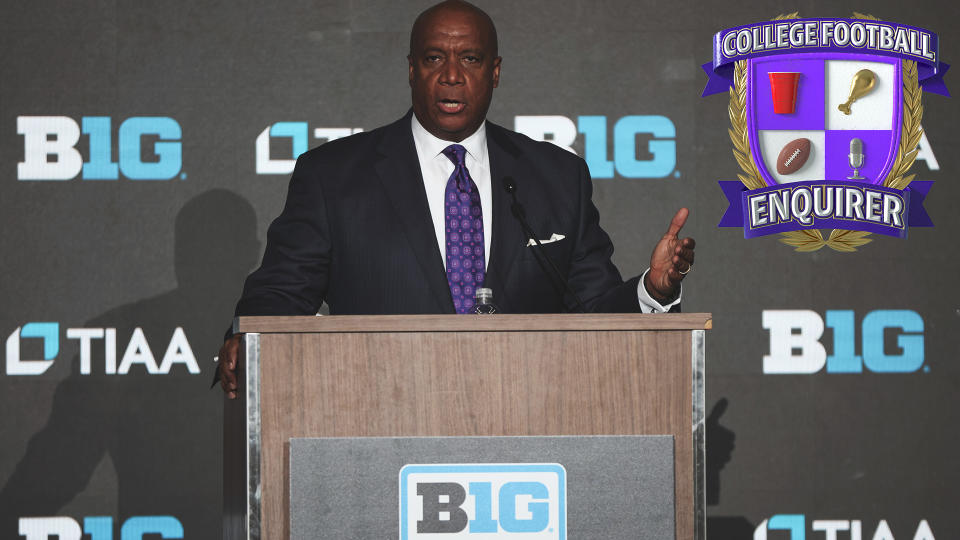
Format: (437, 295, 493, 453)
(502, 176, 587, 313)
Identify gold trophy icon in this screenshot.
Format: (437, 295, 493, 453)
(838, 69, 877, 115)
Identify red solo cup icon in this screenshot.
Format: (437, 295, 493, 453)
(768, 72, 801, 114)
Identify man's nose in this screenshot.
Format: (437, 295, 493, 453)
(439, 60, 464, 84)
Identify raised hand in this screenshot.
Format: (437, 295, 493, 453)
(644, 208, 696, 304)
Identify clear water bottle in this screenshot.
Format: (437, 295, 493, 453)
(472, 287, 500, 314)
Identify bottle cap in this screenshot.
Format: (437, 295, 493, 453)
(474, 287, 493, 299)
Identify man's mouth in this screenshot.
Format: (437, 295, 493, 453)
(438, 99, 466, 113)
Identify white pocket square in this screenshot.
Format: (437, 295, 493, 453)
(526, 233, 565, 247)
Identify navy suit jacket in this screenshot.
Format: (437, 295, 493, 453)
(234, 111, 646, 318)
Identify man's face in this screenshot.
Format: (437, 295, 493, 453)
(408, 8, 501, 142)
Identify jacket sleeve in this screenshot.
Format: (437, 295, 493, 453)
(233, 152, 332, 321)
(567, 159, 679, 313)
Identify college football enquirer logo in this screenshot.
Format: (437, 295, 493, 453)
(702, 14, 949, 252)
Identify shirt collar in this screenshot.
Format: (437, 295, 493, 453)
(411, 114, 488, 167)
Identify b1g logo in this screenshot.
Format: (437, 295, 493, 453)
(19, 516, 183, 540)
(762, 309, 924, 374)
(514, 115, 677, 179)
(17, 116, 183, 180)
(399, 463, 566, 539)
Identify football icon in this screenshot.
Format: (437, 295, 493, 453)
(776, 137, 811, 175)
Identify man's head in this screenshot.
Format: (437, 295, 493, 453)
(408, 0, 501, 142)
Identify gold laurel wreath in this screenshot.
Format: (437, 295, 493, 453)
(727, 12, 923, 252)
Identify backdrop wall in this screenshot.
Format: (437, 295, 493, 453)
(1, 1, 956, 538)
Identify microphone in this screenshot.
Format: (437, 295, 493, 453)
(847, 138, 865, 180)
(502, 177, 587, 313)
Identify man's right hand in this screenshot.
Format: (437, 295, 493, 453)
(217, 334, 244, 400)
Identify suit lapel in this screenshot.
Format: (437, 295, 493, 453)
(485, 122, 527, 303)
(373, 113, 455, 313)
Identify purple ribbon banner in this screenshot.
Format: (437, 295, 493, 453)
(702, 18, 949, 96)
(718, 180, 933, 239)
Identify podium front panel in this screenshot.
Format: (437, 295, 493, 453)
(224, 314, 709, 540)
(289, 436, 675, 539)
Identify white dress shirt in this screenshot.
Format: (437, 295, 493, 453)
(409, 115, 680, 313)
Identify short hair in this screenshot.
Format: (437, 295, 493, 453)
(409, 0, 499, 57)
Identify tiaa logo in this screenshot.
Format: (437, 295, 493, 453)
(399, 463, 566, 539)
(754, 514, 935, 539)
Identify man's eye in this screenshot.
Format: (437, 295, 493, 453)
(426, 55, 442, 63)
(463, 56, 480, 63)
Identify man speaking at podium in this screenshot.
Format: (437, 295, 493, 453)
(217, 0, 695, 398)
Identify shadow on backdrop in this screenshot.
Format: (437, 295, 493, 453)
(0, 190, 259, 539)
(706, 397, 756, 539)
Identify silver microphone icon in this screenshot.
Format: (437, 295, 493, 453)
(848, 138, 865, 180)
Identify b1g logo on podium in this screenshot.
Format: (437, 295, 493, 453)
(702, 14, 949, 252)
(399, 463, 566, 539)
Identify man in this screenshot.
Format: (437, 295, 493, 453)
(217, 0, 695, 398)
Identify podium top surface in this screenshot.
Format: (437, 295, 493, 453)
(234, 313, 712, 334)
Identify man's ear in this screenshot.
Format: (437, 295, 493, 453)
(407, 54, 415, 87)
(492, 56, 502, 88)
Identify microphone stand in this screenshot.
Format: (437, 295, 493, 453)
(502, 177, 587, 313)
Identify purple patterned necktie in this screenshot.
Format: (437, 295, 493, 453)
(442, 144, 485, 314)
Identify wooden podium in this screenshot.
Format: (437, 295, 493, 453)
(224, 313, 711, 540)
